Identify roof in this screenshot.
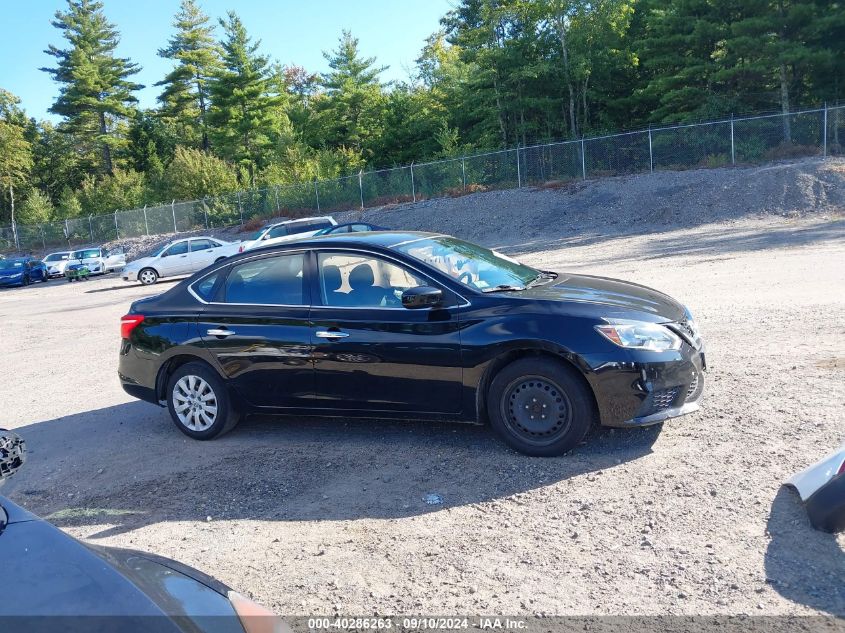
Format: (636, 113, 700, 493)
(275, 230, 441, 250)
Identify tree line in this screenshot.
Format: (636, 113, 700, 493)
(0, 0, 842, 225)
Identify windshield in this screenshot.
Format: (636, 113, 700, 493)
(73, 249, 100, 259)
(0, 259, 25, 271)
(393, 236, 540, 291)
(148, 243, 172, 258)
(44, 253, 69, 262)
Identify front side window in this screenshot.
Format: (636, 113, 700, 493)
(224, 254, 305, 305)
(163, 242, 189, 257)
(265, 224, 289, 239)
(317, 252, 424, 308)
(393, 236, 539, 291)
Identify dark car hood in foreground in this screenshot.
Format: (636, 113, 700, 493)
(520, 273, 687, 321)
(0, 495, 242, 631)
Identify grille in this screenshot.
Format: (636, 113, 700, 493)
(652, 387, 680, 411)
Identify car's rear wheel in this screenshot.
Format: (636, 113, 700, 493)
(139, 268, 158, 285)
(487, 357, 596, 456)
(166, 362, 240, 440)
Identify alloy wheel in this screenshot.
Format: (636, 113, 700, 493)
(172, 375, 218, 431)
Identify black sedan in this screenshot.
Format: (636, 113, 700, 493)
(119, 232, 706, 456)
(0, 430, 281, 632)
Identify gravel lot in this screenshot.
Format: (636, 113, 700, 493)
(1, 181, 843, 616)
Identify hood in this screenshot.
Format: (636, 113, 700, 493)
(519, 273, 687, 322)
(0, 496, 238, 623)
(0, 268, 23, 277)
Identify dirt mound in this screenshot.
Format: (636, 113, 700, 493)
(87, 156, 844, 262)
(344, 157, 845, 247)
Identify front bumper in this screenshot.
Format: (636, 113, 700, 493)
(122, 269, 138, 282)
(0, 276, 24, 286)
(589, 344, 707, 428)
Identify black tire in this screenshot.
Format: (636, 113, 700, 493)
(166, 361, 240, 440)
(138, 268, 158, 286)
(487, 357, 596, 456)
(21, 275, 31, 286)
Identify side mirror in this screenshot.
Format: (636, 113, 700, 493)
(0, 430, 26, 487)
(401, 286, 443, 309)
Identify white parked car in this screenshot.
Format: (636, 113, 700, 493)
(122, 237, 239, 285)
(68, 246, 126, 275)
(787, 441, 845, 533)
(42, 251, 73, 277)
(238, 216, 337, 253)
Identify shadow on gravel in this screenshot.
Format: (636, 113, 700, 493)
(6, 402, 661, 537)
(84, 278, 182, 294)
(500, 217, 845, 262)
(763, 487, 845, 615)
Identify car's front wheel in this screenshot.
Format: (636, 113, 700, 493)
(21, 275, 31, 286)
(138, 268, 158, 285)
(487, 357, 596, 456)
(166, 362, 240, 440)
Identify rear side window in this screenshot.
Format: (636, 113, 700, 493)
(224, 254, 305, 305)
(190, 239, 215, 251)
(287, 220, 332, 235)
(194, 272, 222, 301)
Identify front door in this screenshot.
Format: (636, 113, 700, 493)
(159, 241, 192, 276)
(197, 251, 313, 408)
(310, 250, 464, 414)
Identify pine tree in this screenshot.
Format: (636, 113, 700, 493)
(41, 0, 143, 174)
(156, 0, 221, 151)
(207, 12, 280, 186)
(0, 90, 34, 225)
(316, 30, 387, 156)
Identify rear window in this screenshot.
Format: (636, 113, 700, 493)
(194, 272, 222, 301)
(224, 254, 305, 305)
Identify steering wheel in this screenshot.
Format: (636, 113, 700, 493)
(457, 271, 474, 286)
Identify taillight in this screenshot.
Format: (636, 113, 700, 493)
(121, 314, 144, 339)
(838, 460, 845, 476)
(238, 245, 244, 253)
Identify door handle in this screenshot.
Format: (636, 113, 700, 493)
(316, 330, 349, 339)
(207, 328, 234, 337)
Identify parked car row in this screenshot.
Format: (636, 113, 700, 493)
(121, 218, 383, 286)
(1, 219, 387, 289)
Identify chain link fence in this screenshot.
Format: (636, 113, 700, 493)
(2, 105, 842, 254)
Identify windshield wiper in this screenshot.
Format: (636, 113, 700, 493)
(482, 284, 526, 293)
(526, 271, 559, 288)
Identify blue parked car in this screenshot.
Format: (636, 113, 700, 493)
(0, 257, 49, 287)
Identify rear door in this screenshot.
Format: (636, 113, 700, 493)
(196, 251, 314, 408)
(188, 238, 219, 271)
(309, 249, 464, 414)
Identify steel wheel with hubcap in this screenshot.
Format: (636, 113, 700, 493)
(139, 268, 158, 285)
(166, 361, 240, 439)
(487, 357, 595, 456)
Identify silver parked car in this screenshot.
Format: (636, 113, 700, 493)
(42, 251, 73, 277)
(122, 236, 240, 285)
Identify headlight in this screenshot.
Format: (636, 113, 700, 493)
(595, 320, 681, 351)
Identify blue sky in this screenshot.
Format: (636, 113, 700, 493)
(1, 0, 454, 122)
